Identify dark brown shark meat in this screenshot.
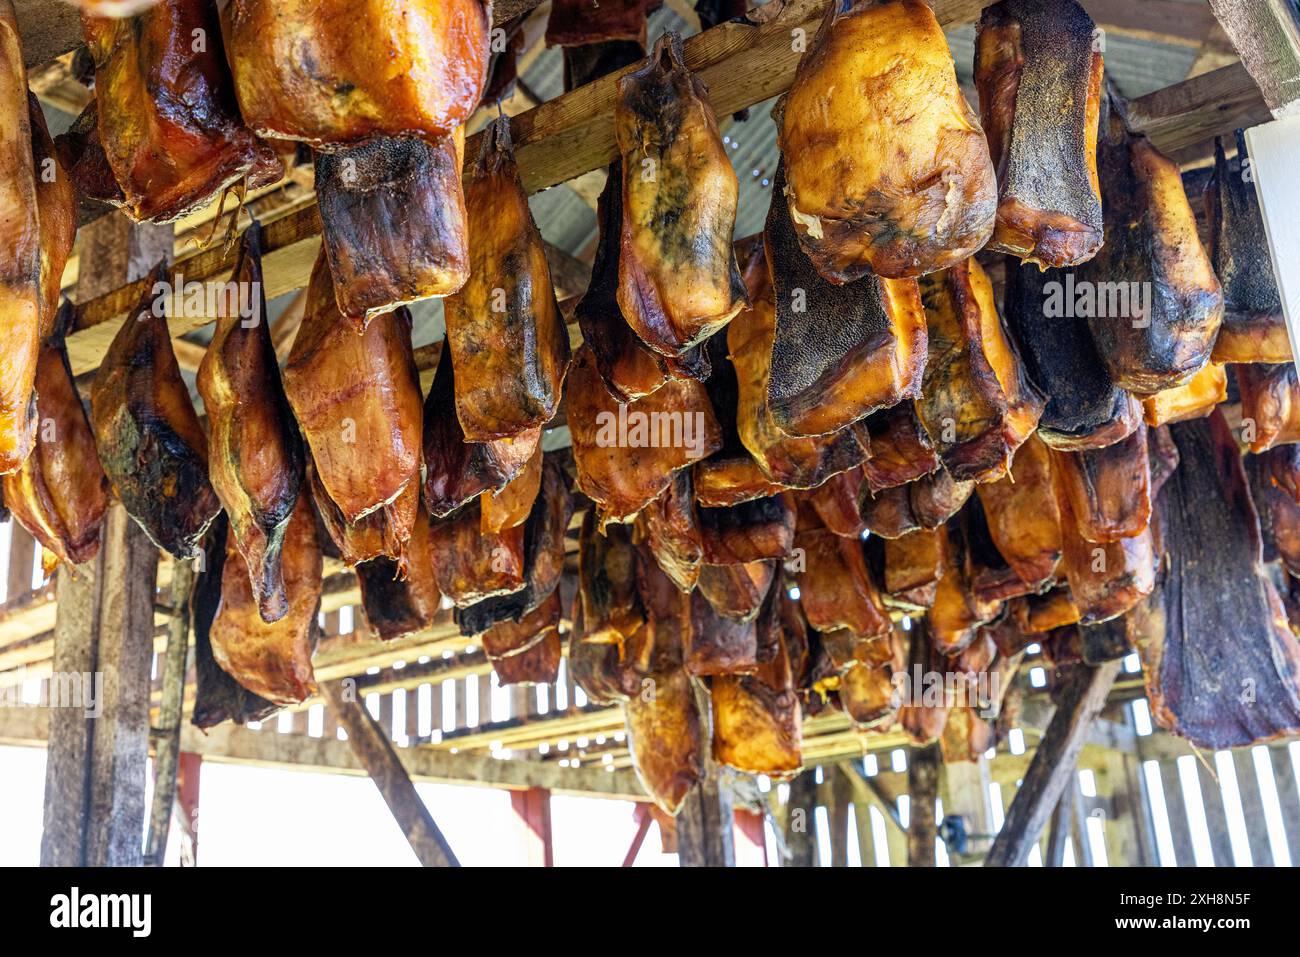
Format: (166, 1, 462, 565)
(931, 521, 1002, 656)
(685, 589, 759, 677)
(794, 517, 890, 639)
(909, 468, 975, 530)
(1134, 411, 1300, 748)
(883, 527, 944, 612)
(623, 664, 704, 815)
(697, 560, 775, 623)
(860, 401, 940, 493)
(697, 494, 795, 565)
(858, 483, 922, 540)
(1207, 133, 1291, 364)
(805, 467, 868, 538)
(308, 455, 419, 568)
(356, 503, 441, 641)
(546, 0, 661, 47)
(1050, 423, 1152, 544)
(1236, 362, 1300, 452)
(578, 513, 647, 647)
(974, 433, 1061, 587)
(638, 470, 704, 592)
(1055, 475, 1156, 624)
(90, 269, 221, 559)
(428, 498, 526, 609)
(28, 92, 75, 342)
(482, 589, 564, 686)
(480, 443, 542, 534)
(763, 164, 928, 438)
(54, 99, 125, 207)
(1011, 587, 1081, 635)
(1080, 616, 1131, 665)
(975, 0, 1104, 268)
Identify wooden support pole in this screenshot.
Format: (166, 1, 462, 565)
(1207, 0, 1300, 115)
(144, 556, 194, 866)
(622, 804, 653, 867)
(827, 767, 852, 867)
(985, 660, 1123, 867)
(1045, 790, 1073, 867)
(510, 786, 554, 867)
(320, 680, 460, 867)
(907, 744, 941, 867)
(783, 769, 818, 867)
(676, 774, 736, 867)
(175, 751, 201, 866)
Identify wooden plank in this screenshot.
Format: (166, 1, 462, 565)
(1208, 0, 1300, 115)
(1231, 748, 1274, 867)
(851, 801, 877, 867)
(985, 660, 1123, 867)
(784, 769, 818, 867)
(907, 744, 941, 867)
(320, 680, 459, 866)
(1195, 755, 1238, 867)
(1126, 62, 1274, 156)
(1045, 789, 1073, 867)
(827, 767, 852, 866)
(1157, 759, 1197, 866)
(676, 774, 736, 867)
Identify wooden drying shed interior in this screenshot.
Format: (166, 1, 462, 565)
(2, 0, 1300, 868)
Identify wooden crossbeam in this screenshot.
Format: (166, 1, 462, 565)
(1208, 0, 1300, 115)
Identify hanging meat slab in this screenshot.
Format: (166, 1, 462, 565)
(1141, 361, 1227, 427)
(805, 467, 868, 538)
(1004, 257, 1141, 450)
(794, 519, 890, 639)
(860, 401, 940, 492)
(1079, 105, 1223, 393)
(615, 32, 747, 356)
(429, 497, 525, 609)
(1050, 423, 1152, 544)
(444, 118, 570, 439)
(839, 660, 896, 729)
(975, 0, 1104, 268)
(686, 589, 758, 677)
(2, 311, 110, 571)
(858, 483, 922, 540)
(315, 130, 469, 324)
(0, 7, 39, 476)
(883, 527, 945, 611)
(356, 503, 441, 641)
(908, 467, 975, 530)
(309, 455, 419, 568)
(53, 99, 125, 207)
(1011, 587, 1081, 634)
(624, 665, 704, 815)
(1207, 134, 1292, 364)
(210, 488, 322, 705)
(482, 590, 564, 686)
(698, 494, 794, 565)
(915, 257, 1044, 482)
(778, 0, 996, 282)
(931, 523, 1001, 655)
(974, 433, 1061, 587)
(1236, 362, 1300, 452)
(480, 443, 542, 535)
(28, 93, 75, 341)
(82, 0, 282, 222)
(578, 513, 646, 647)
(696, 560, 775, 623)
(220, 0, 490, 146)
(283, 254, 423, 545)
(568, 345, 721, 526)
(899, 621, 951, 744)
(638, 470, 704, 592)
(91, 272, 221, 559)
(764, 164, 928, 438)
(1135, 411, 1300, 748)
(198, 223, 305, 622)
(546, 0, 661, 46)
(940, 707, 996, 763)
(1055, 479, 1156, 624)
(961, 493, 1044, 604)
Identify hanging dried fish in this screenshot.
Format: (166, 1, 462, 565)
(686, 589, 758, 677)
(1055, 480, 1156, 624)
(315, 130, 469, 324)
(915, 258, 1044, 482)
(546, 0, 661, 46)
(82, 0, 282, 221)
(28, 93, 75, 340)
(860, 401, 940, 492)
(1011, 587, 1081, 635)
(356, 503, 441, 641)
(794, 513, 890, 639)
(429, 498, 525, 609)
(698, 494, 795, 566)
(1050, 423, 1152, 544)
(624, 665, 704, 815)
(931, 522, 1002, 655)
(220, 0, 490, 146)
(482, 590, 564, 686)
(198, 223, 304, 622)
(975, 0, 1104, 268)
(578, 514, 647, 647)
(480, 444, 542, 535)
(91, 271, 221, 559)
(639, 471, 704, 592)
(805, 467, 867, 538)
(973, 434, 1060, 589)
(615, 32, 747, 356)
(1236, 362, 1300, 452)
(309, 456, 419, 568)
(697, 560, 775, 623)
(1141, 361, 1227, 427)
(883, 528, 945, 613)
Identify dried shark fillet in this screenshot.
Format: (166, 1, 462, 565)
(2, 308, 110, 571)
(638, 470, 704, 592)
(1055, 474, 1156, 624)
(696, 560, 774, 623)
(283, 253, 423, 533)
(210, 488, 322, 705)
(915, 257, 1044, 483)
(1004, 257, 1141, 451)
(568, 345, 722, 526)
(974, 434, 1061, 587)
(314, 129, 469, 325)
(1050, 423, 1152, 544)
(53, 99, 125, 207)
(883, 527, 945, 612)
(90, 270, 221, 559)
(482, 589, 564, 686)
(1207, 133, 1292, 364)
(578, 513, 646, 647)
(624, 664, 705, 815)
(429, 498, 525, 609)
(82, 0, 282, 222)
(778, 0, 996, 282)
(615, 32, 748, 356)
(1141, 361, 1227, 428)
(308, 455, 418, 568)
(480, 442, 542, 535)
(1078, 103, 1223, 393)
(686, 589, 758, 677)
(1235, 362, 1300, 453)
(860, 401, 940, 493)
(1134, 411, 1300, 748)
(0, 4, 39, 476)
(198, 223, 305, 622)
(805, 467, 867, 538)
(356, 503, 441, 641)
(764, 165, 928, 438)
(794, 515, 891, 639)
(697, 494, 795, 566)
(28, 93, 76, 341)
(444, 119, 570, 440)
(546, 0, 661, 47)
(975, 0, 1104, 268)
(220, 0, 490, 146)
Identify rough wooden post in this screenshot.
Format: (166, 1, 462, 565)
(783, 768, 818, 867)
(676, 773, 735, 867)
(941, 755, 995, 863)
(1207, 0, 1300, 115)
(144, 556, 194, 866)
(907, 744, 941, 867)
(511, 787, 554, 866)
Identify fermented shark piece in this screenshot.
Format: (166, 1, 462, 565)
(198, 223, 304, 622)
(698, 494, 794, 565)
(794, 519, 890, 638)
(1011, 587, 1081, 634)
(422, 343, 541, 519)
(0, 9, 39, 475)
(1236, 362, 1300, 452)
(546, 0, 661, 46)
(210, 489, 322, 705)
(899, 621, 951, 744)
(624, 665, 704, 815)
(1055, 480, 1155, 624)
(482, 590, 563, 686)
(931, 525, 1000, 656)
(356, 504, 441, 641)
(480, 444, 542, 535)
(778, 0, 996, 282)
(909, 468, 975, 530)
(858, 483, 921, 540)
(941, 707, 996, 763)
(578, 514, 647, 646)
(697, 561, 774, 623)
(1079, 107, 1223, 393)
(444, 119, 570, 438)
(1141, 362, 1227, 427)
(77, 1, 162, 15)
(975, 434, 1061, 586)
(961, 494, 1043, 604)
(1050, 424, 1152, 544)
(576, 163, 711, 402)
(764, 165, 928, 437)
(805, 467, 868, 538)
(91, 270, 220, 559)
(429, 498, 525, 608)
(28, 94, 75, 341)
(568, 345, 722, 526)
(2, 311, 110, 570)
(883, 527, 945, 611)
(860, 401, 940, 492)
(839, 661, 896, 729)
(53, 99, 125, 207)
(1135, 412, 1300, 748)
(639, 471, 704, 591)
(221, 0, 489, 146)
(1080, 616, 1131, 665)
(686, 590, 758, 677)
(191, 516, 280, 729)
(1263, 444, 1300, 506)
(309, 457, 418, 567)
(1207, 134, 1291, 364)
(975, 0, 1103, 268)
(1004, 258, 1140, 450)
(456, 456, 572, 636)
(615, 33, 747, 356)
(315, 130, 469, 324)
(728, 234, 869, 488)
(916, 258, 1044, 482)
(284, 254, 422, 534)
(83, 0, 281, 222)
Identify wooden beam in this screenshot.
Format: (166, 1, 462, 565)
(511, 787, 554, 866)
(783, 769, 817, 867)
(907, 744, 941, 867)
(1208, 0, 1300, 115)
(321, 680, 459, 866)
(676, 773, 736, 867)
(985, 660, 1123, 867)
(1126, 61, 1273, 155)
